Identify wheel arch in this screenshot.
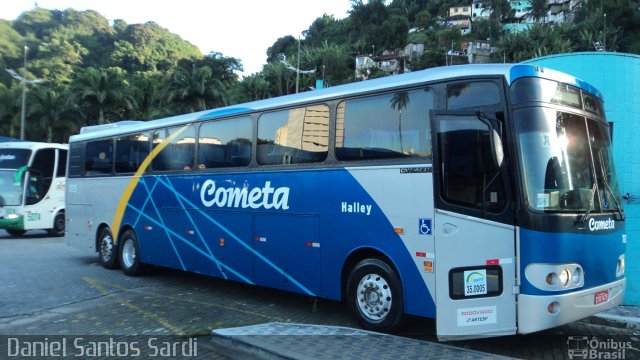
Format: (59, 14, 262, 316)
(50, 207, 65, 225)
(340, 247, 403, 302)
(94, 222, 134, 249)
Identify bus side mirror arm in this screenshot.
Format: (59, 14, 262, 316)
(477, 112, 505, 169)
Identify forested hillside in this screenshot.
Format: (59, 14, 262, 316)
(1, 0, 638, 142)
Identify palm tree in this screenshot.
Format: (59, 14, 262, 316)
(389, 91, 410, 154)
(161, 64, 227, 114)
(29, 87, 77, 142)
(69, 67, 136, 125)
(0, 84, 21, 138)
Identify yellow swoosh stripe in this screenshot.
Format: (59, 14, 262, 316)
(111, 125, 190, 244)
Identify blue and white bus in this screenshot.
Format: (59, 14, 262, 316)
(66, 64, 626, 339)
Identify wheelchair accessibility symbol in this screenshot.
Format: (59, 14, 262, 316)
(419, 218, 432, 235)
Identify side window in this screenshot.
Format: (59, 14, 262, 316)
(257, 105, 329, 165)
(56, 149, 67, 178)
(152, 125, 196, 171)
(27, 148, 56, 204)
(116, 133, 150, 174)
(68, 143, 83, 178)
(336, 88, 434, 161)
(198, 117, 252, 169)
(447, 82, 500, 110)
(85, 139, 114, 175)
(436, 115, 506, 211)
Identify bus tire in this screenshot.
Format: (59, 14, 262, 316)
(6, 229, 26, 237)
(47, 212, 65, 237)
(346, 258, 404, 332)
(98, 227, 119, 269)
(118, 229, 146, 276)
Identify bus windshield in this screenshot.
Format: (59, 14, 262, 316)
(514, 107, 622, 214)
(0, 169, 24, 206)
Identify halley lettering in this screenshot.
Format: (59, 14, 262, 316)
(0, 154, 17, 161)
(341, 201, 372, 216)
(588, 218, 615, 231)
(200, 180, 290, 210)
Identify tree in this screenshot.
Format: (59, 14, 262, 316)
(530, 0, 548, 22)
(69, 67, 136, 125)
(232, 74, 270, 103)
(0, 84, 21, 138)
(28, 87, 77, 142)
(161, 64, 227, 115)
(389, 91, 410, 154)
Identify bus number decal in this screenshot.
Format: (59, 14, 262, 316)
(464, 269, 487, 296)
(27, 212, 41, 222)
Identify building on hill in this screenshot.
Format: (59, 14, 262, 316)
(447, 5, 473, 35)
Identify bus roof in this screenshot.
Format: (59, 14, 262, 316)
(0, 141, 68, 150)
(70, 63, 602, 143)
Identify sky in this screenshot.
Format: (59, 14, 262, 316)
(1, 0, 353, 75)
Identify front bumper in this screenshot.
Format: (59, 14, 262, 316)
(517, 278, 625, 334)
(0, 215, 25, 231)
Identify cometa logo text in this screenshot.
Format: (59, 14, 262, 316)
(200, 180, 290, 210)
(588, 218, 615, 231)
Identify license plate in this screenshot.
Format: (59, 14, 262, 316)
(594, 290, 609, 305)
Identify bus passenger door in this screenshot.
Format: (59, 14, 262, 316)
(432, 112, 516, 340)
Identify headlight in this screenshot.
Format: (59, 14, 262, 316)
(572, 267, 582, 285)
(525, 263, 584, 291)
(6, 214, 19, 219)
(616, 255, 625, 277)
(558, 268, 570, 286)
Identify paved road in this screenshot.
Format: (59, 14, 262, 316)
(0, 232, 636, 359)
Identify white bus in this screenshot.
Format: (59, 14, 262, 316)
(0, 141, 68, 236)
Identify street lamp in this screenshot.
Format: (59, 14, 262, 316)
(5, 46, 43, 140)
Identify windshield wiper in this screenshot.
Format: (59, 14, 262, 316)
(596, 151, 624, 221)
(577, 182, 597, 226)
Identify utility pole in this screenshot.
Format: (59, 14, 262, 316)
(603, 12, 607, 50)
(6, 46, 44, 140)
(296, 35, 301, 94)
(20, 45, 28, 140)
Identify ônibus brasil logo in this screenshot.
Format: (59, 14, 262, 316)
(200, 180, 290, 210)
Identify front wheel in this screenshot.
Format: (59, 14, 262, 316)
(6, 229, 26, 237)
(98, 227, 118, 269)
(346, 258, 404, 332)
(118, 229, 146, 276)
(47, 212, 65, 237)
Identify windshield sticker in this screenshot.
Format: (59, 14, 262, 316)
(464, 269, 487, 296)
(0, 154, 17, 162)
(541, 133, 551, 148)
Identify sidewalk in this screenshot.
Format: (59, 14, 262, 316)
(207, 322, 518, 360)
(587, 305, 640, 329)
(203, 306, 638, 360)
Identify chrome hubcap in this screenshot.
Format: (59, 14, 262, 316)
(122, 239, 136, 269)
(100, 234, 113, 261)
(356, 273, 392, 321)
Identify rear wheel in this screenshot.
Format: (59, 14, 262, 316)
(119, 229, 146, 276)
(346, 258, 404, 332)
(47, 212, 65, 237)
(6, 229, 26, 237)
(98, 227, 118, 269)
